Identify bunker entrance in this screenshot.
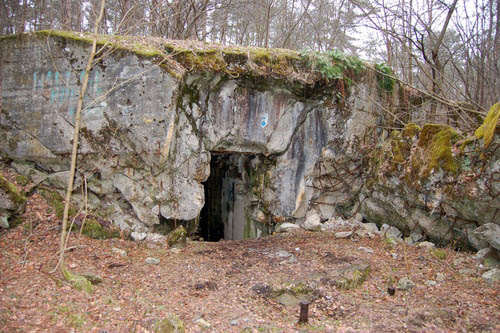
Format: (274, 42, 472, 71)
(200, 153, 256, 241)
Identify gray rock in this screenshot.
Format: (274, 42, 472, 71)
(435, 273, 445, 282)
(79, 272, 103, 285)
(385, 237, 400, 245)
(358, 247, 374, 254)
(397, 277, 415, 290)
(355, 228, 373, 238)
(459, 268, 474, 275)
(277, 292, 300, 306)
(468, 231, 490, 251)
(349, 213, 363, 225)
(410, 228, 424, 243)
(362, 222, 380, 234)
(303, 210, 322, 231)
(335, 231, 353, 239)
(381, 224, 402, 240)
(424, 280, 437, 287)
(112, 247, 127, 257)
(483, 256, 500, 268)
(471, 223, 500, 251)
(417, 241, 435, 249)
(288, 256, 298, 264)
(145, 257, 160, 265)
(275, 223, 299, 233)
(275, 250, 292, 258)
(321, 221, 336, 232)
(195, 318, 211, 329)
(0, 175, 27, 228)
(44, 171, 80, 189)
(145, 233, 167, 243)
(131, 231, 147, 241)
(154, 314, 185, 332)
(0, 215, 9, 229)
(473, 247, 494, 260)
(327, 216, 354, 228)
(334, 263, 371, 289)
(404, 237, 415, 245)
(482, 268, 500, 282)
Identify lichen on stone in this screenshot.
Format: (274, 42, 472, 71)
(166, 225, 187, 248)
(401, 123, 421, 138)
(154, 314, 185, 333)
(334, 264, 371, 290)
(62, 266, 93, 294)
(70, 217, 121, 240)
(0, 174, 27, 208)
(416, 124, 461, 178)
(38, 187, 77, 219)
(474, 102, 500, 149)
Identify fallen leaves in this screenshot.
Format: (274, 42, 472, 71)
(1, 169, 499, 332)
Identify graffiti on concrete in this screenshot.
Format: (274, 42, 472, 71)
(32, 69, 104, 120)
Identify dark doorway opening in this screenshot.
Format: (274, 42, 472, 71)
(200, 153, 253, 242)
(200, 155, 229, 241)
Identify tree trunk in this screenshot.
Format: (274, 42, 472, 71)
(55, 0, 106, 273)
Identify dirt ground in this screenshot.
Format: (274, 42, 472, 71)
(1, 170, 499, 332)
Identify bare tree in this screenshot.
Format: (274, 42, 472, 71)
(54, 0, 106, 272)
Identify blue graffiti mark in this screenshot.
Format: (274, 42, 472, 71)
(46, 71, 52, 84)
(69, 107, 76, 120)
(32, 69, 105, 119)
(32, 72, 45, 90)
(260, 113, 268, 128)
(50, 89, 56, 103)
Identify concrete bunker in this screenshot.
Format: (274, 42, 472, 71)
(200, 153, 271, 241)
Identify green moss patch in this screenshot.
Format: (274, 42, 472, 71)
(62, 266, 93, 294)
(417, 124, 461, 178)
(38, 187, 77, 219)
(0, 174, 27, 208)
(70, 217, 121, 240)
(475, 102, 500, 149)
(154, 314, 185, 333)
(431, 248, 448, 260)
(401, 123, 421, 138)
(334, 264, 371, 290)
(0, 30, 374, 93)
(167, 225, 187, 248)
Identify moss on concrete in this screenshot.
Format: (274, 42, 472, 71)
(70, 218, 121, 240)
(0, 29, 376, 95)
(0, 174, 27, 208)
(474, 102, 500, 149)
(38, 187, 77, 219)
(417, 124, 461, 178)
